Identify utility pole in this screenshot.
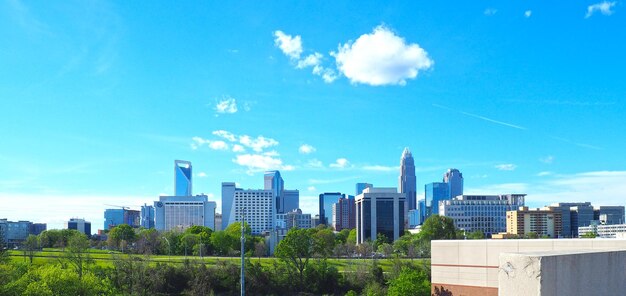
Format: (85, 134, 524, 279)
(241, 208, 246, 296)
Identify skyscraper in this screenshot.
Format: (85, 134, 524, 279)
(443, 168, 463, 198)
(264, 170, 298, 214)
(154, 195, 216, 231)
(425, 182, 449, 216)
(399, 148, 417, 211)
(356, 182, 373, 196)
(319, 192, 343, 226)
(174, 160, 192, 196)
(355, 187, 406, 243)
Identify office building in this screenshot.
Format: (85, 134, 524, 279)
(0, 219, 35, 247)
(29, 223, 47, 236)
(579, 223, 626, 238)
(222, 183, 275, 234)
(104, 208, 140, 230)
(356, 182, 373, 196)
(545, 202, 593, 237)
(399, 147, 417, 211)
(506, 207, 562, 238)
(319, 192, 343, 226)
(425, 182, 449, 216)
(408, 209, 421, 228)
(439, 194, 525, 236)
(154, 195, 216, 231)
(214, 213, 222, 231)
(264, 170, 299, 214)
(443, 168, 464, 199)
(66, 218, 92, 236)
(332, 195, 355, 230)
(417, 199, 427, 224)
(140, 204, 155, 229)
(312, 214, 320, 227)
(174, 160, 192, 196)
(355, 187, 406, 244)
(595, 206, 625, 225)
(276, 209, 312, 230)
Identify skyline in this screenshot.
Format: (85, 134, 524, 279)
(1, 1, 625, 230)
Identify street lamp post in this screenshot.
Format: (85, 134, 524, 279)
(241, 208, 246, 296)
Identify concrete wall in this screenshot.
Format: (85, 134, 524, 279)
(431, 239, 626, 295)
(498, 250, 626, 296)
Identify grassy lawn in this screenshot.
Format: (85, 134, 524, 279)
(8, 249, 429, 271)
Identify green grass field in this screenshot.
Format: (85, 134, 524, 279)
(8, 249, 429, 271)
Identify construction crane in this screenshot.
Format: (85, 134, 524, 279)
(104, 204, 130, 210)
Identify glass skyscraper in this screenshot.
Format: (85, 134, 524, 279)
(356, 182, 373, 196)
(319, 192, 343, 226)
(425, 182, 449, 215)
(174, 160, 192, 196)
(443, 168, 464, 199)
(399, 148, 417, 211)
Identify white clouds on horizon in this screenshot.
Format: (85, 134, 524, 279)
(191, 137, 229, 151)
(585, 1, 616, 18)
(273, 30, 302, 60)
(329, 158, 350, 169)
(233, 153, 294, 174)
(298, 144, 316, 154)
(495, 163, 517, 171)
(332, 25, 433, 86)
(274, 31, 338, 83)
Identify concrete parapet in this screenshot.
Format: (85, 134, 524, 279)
(498, 250, 626, 296)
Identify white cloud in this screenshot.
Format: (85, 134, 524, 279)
(484, 8, 498, 16)
(362, 165, 398, 172)
(297, 52, 323, 69)
(332, 25, 433, 86)
(273, 30, 302, 60)
(212, 130, 237, 142)
(307, 159, 323, 168)
(232, 144, 245, 153)
(525, 10, 532, 18)
(495, 164, 517, 171)
(191, 137, 229, 151)
(233, 154, 290, 174)
(307, 186, 316, 192)
(537, 171, 553, 177)
(466, 183, 529, 195)
(329, 158, 350, 168)
(208, 140, 229, 150)
(197, 172, 208, 178)
(215, 97, 238, 114)
(585, 1, 616, 18)
(239, 135, 279, 152)
(299, 144, 316, 154)
(540, 155, 554, 164)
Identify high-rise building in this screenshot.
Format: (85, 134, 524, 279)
(282, 189, 300, 213)
(0, 219, 36, 247)
(319, 192, 343, 226)
(29, 223, 47, 236)
(356, 182, 373, 196)
(104, 209, 140, 230)
(440, 194, 526, 236)
(443, 168, 464, 198)
(174, 160, 192, 196)
(399, 148, 417, 211)
(332, 195, 355, 230)
(355, 187, 406, 244)
(154, 195, 216, 231)
(417, 198, 427, 225)
(66, 218, 92, 236)
(221, 183, 275, 234)
(595, 206, 625, 225)
(276, 209, 312, 230)
(425, 182, 449, 216)
(264, 170, 299, 214)
(141, 204, 155, 229)
(506, 207, 562, 238)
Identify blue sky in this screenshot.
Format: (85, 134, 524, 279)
(1, 1, 625, 231)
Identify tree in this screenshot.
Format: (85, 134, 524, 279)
(210, 231, 235, 256)
(524, 232, 539, 239)
(387, 267, 431, 296)
(64, 233, 93, 280)
(467, 230, 485, 240)
(274, 228, 315, 287)
(22, 235, 39, 264)
(108, 224, 137, 252)
(0, 227, 8, 263)
(581, 232, 597, 238)
(419, 215, 457, 241)
(254, 240, 267, 260)
(313, 227, 335, 258)
(347, 229, 357, 245)
(179, 233, 198, 257)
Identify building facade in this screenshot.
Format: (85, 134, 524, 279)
(425, 182, 449, 216)
(579, 223, 626, 238)
(439, 194, 526, 236)
(66, 218, 91, 236)
(355, 182, 373, 196)
(399, 147, 417, 211)
(319, 192, 343, 226)
(174, 160, 192, 196)
(0, 219, 35, 247)
(222, 183, 276, 235)
(355, 187, 406, 244)
(140, 204, 155, 229)
(154, 195, 216, 231)
(276, 209, 312, 230)
(595, 206, 625, 225)
(332, 195, 355, 230)
(282, 189, 300, 214)
(506, 207, 562, 238)
(104, 209, 141, 230)
(443, 168, 464, 199)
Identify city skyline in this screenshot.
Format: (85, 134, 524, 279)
(1, 1, 626, 230)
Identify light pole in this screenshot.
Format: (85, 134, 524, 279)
(163, 237, 171, 262)
(241, 208, 246, 296)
